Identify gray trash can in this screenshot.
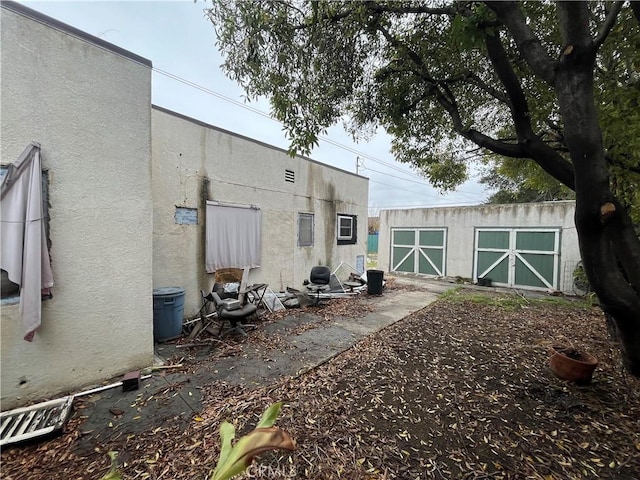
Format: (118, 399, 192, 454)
(367, 270, 384, 295)
(152, 287, 185, 342)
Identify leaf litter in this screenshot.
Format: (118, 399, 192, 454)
(2, 288, 639, 479)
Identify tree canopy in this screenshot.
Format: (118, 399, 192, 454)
(480, 158, 575, 205)
(208, 1, 638, 194)
(207, 1, 640, 376)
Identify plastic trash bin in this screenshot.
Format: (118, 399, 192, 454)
(367, 270, 384, 295)
(152, 287, 185, 342)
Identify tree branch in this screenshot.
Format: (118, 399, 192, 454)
(632, 1, 640, 24)
(484, 1, 556, 86)
(289, 2, 356, 30)
(468, 73, 509, 104)
(376, 18, 575, 189)
(465, 130, 525, 158)
(556, 2, 592, 48)
(363, 1, 455, 17)
(482, 28, 576, 189)
(594, 1, 623, 50)
(483, 30, 532, 137)
(606, 154, 640, 175)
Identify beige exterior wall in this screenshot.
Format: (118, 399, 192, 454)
(152, 107, 369, 316)
(379, 201, 581, 293)
(1, 5, 154, 408)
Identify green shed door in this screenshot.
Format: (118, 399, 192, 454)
(474, 229, 560, 290)
(391, 228, 446, 276)
(514, 230, 559, 289)
(475, 230, 510, 284)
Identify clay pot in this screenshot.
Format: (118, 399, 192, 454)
(549, 345, 598, 385)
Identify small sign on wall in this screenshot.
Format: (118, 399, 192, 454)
(175, 207, 198, 225)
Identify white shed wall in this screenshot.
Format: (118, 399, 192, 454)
(151, 107, 369, 316)
(379, 201, 580, 292)
(1, 5, 154, 408)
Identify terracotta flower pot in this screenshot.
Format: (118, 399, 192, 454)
(549, 345, 598, 385)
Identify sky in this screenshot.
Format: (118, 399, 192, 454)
(21, 0, 489, 211)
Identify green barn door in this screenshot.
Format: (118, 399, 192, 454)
(475, 230, 510, 284)
(475, 229, 559, 290)
(391, 230, 416, 273)
(391, 228, 446, 276)
(514, 230, 559, 289)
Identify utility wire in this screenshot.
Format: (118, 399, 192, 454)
(363, 166, 485, 196)
(152, 67, 487, 207)
(367, 178, 484, 204)
(153, 67, 468, 183)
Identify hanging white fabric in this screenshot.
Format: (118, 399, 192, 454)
(0, 142, 54, 341)
(205, 201, 261, 272)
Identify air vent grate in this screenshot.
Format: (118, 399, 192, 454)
(285, 169, 295, 183)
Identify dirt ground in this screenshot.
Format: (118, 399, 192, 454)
(2, 287, 639, 479)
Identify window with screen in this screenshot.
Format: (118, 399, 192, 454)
(337, 214, 357, 245)
(298, 213, 314, 247)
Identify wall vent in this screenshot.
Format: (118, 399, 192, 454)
(285, 169, 295, 183)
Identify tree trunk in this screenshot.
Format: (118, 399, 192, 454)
(554, 5, 640, 377)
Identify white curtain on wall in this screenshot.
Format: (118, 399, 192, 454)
(205, 201, 261, 273)
(0, 142, 54, 341)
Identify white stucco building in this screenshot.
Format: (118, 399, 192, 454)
(1, 3, 368, 409)
(379, 201, 581, 293)
(152, 106, 368, 317)
(1, 3, 154, 409)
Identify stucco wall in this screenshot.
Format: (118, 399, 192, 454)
(1, 5, 154, 408)
(151, 107, 369, 316)
(379, 201, 580, 292)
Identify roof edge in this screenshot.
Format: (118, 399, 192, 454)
(380, 200, 576, 213)
(151, 104, 368, 181)
(1, 1, 152, 68)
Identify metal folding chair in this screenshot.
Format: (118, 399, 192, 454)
(185, 289, 219, 340)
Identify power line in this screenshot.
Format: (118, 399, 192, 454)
(152, 67, 466, 184)
(153, 67, 492, 208)
(364, 166, 486, 196)
(154, 67, 275, 121)
(367, 182, 484, 207)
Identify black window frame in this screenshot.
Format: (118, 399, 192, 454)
(337, 214, 357, 245)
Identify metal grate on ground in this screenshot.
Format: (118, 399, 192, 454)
(0, 396, 73, 447)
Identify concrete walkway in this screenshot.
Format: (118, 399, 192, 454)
(71, 275, 453, 453)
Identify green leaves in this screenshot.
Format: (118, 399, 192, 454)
(96, 405, 293, 480)
(208, 0, 640, 205)
(256, 401, 285, 429)
(98, 451, 122, 480)
(210, 402, 295, 480)
(481, 156, 575, 204)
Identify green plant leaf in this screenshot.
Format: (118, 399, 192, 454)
(99, 451, 122, 480)
(211, 427, 295, 480)
(256, 401, 282, 428)
(210, 403, 295, 480)
(217, 422, 236, 472)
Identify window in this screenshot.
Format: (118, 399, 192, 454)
(1, 145, 52, 308)
(205, 201, 262, 272)
(298, 213, 314, 247)
(1, 167, 20, 299)
(337, 214, 357, 245)
(1, 166, 50, 300)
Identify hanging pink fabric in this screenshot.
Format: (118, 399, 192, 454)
(1, 142, 54, 341)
